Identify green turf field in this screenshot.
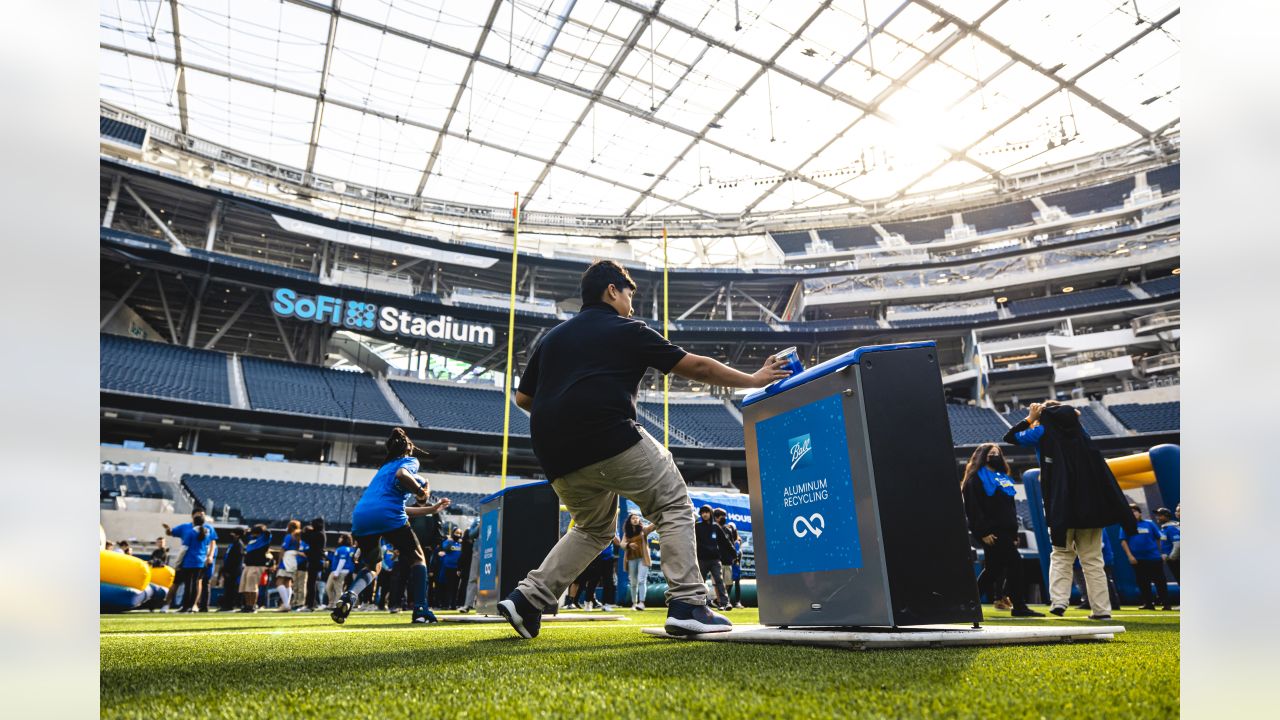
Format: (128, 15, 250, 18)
(101, 606, 1179, 719)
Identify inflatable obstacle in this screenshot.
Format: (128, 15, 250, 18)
(150, 564, 175, 590)
(100, 550, 165, 613)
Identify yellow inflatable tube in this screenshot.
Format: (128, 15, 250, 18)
(1106, 452, 1152, 477)
(149, 564, 175, 590)
(100, 550, 151, 591)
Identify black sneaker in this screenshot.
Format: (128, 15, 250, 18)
(1011, 607, 1045, 617)
(330, 592, 355, 625)
(1049, 605, 1066, 617)
(665, 600, 733, 636)
(412, 608, 438, 624)
(1088, 613, 1112, 621)
(497, 590, 542, 639)
(1138, 604, 1156, 610)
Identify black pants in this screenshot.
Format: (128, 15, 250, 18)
(438, 568, 461, 609)
(219, 572, 242, 611)
(698, 556, 728, 606)
(1134, 559, 1169, 607)
(305, 560, 325, 609)
(1167, 559, 1180, 582)
(582, 556, 617, 606)
(978, 531, 1026, 608)
(172, 567, 201, 610)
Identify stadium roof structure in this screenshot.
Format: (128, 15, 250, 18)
(100, 0, 1179, 264)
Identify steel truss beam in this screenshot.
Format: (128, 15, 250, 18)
(416, 0, 504, 196)
(100, 42, 720, 220)
(276, 0, 860, 211)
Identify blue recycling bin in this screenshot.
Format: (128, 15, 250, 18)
(741, 341, 982, 628)
(474, 480, 561, 616)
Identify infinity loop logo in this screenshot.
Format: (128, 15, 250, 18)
(792, 513, 825, 538)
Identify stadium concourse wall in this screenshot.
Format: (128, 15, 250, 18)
(100, 445, 542, 496)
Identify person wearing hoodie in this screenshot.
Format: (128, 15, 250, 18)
(1004, 401, 1135, 620)
(960, 443, 1044, 617)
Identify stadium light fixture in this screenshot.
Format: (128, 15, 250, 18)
(996, 296, 1008, 303)
(218, 424, 232, 431)
(1061, 286, 1075, 293)
(1172, 268, 1181, 275)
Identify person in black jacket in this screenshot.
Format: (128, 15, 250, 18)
(961, 444, 1044, 617)
(217, 528, 245, 612)
(302, 518, 327, 610)
(1004, 401, 1136, 620)
(694, 505, 730, 610)
(712, 509, 738, 611)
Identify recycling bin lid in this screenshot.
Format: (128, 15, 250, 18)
(479, 479, 552, 505)
(741, 341, 935, 407)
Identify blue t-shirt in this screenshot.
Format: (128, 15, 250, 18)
(332, 545, 355, 573)
(352, 457, 422, 536)
(171, 522, 219, 569)
(1160, 522, 1180, 555)
(1121, 519, 1164, 561)
(281, 534, 308, 553)
(599, 542, 616, 561)
(1100, 528, 1116, 566)
(381, 542, 397, 571)
(1010, 424, 1045, 463)
(439, 540, 462, 570)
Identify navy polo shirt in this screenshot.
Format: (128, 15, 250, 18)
(1121, 519, 1164, 561)
(518, 303, 687, 479)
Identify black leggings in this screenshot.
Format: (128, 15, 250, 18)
(977, 530, 1026, 607)
(172, 567, 202, 610)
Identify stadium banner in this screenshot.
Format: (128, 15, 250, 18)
(477, 507, 500, 593)
(271, 214, 499, 269)
(270, 287, 495, 346)
(753, 394, 863, 575)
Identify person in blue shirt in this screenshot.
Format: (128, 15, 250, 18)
(1120, 503, 1171, 610)
(436, 529, 464, 610)
(1003, 401, 1134, 620)
(377, 541, 402, 612)
(162, 509, 219, 613)
(275, 520, 306, 612)
(1155, 507, 1180, 582)
(325, 534, 356, 609)
(331, 428, 450, 625)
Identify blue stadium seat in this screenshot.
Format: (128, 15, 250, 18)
(946, 405, 1009, 446)
(1108, 402, 1180, 433)
(676, 319, 773, 332)
(390, 381, 530, 435)
(1042, 177, 1136, 215)
(1139, 275, 1179, 298)
(181, 474, 488, 528)
(240, 357, 399, 423)
(1146, 163, 1180, 194)
(100, 334, 231, 405)
(639, 402, 743, 448)
(768, 231, 813, 255)
(881, 216, 955, 245)
(889, 312, 998, 329)
(1004, 406, 1114, 437)
(814, 226, 881, 250)
(786, 317, 879, 331)
(1007, 286, 1135, 318)
(963, 201, 1036, 234)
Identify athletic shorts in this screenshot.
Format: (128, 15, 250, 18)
(240, 566, 265, 593)
(277, 550, 300, 578)
(355, 524, 425, 572)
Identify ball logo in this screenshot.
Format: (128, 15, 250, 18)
(792, 513, 825, 538)
(788, 434, 813, 471)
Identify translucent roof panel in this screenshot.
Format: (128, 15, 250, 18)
(100, 0, 1180, 224)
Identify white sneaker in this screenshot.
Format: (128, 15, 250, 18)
(601, 604, 613, 612)
(637, 603, 646, 611)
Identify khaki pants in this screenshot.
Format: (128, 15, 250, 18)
(516, 430, 706, 610)
(1049, 527, 1110, 615)
(325, 570, 349, 606)
(293, 570, 309, 608)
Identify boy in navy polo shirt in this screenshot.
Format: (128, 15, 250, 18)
(1156, 507, 1180, 582)
(1120, 503, 1170, 610)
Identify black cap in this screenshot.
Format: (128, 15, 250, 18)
(699, 504, 713, 514)
(1155, 507, 1172, 517)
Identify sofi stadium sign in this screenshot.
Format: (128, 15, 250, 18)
(270, 288, 495, 346)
